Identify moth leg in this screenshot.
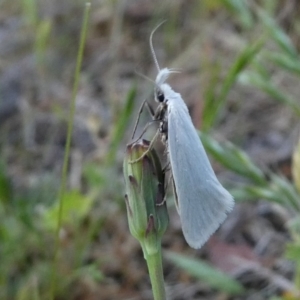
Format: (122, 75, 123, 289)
(129, 100, 159, 144)
(128, 119, 159, 146)
(145, 101, 155, 118)
(129, 129, 160, 163)
(131, 99, 148, 139)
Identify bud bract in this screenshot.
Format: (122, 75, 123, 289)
(123, 140, 169, 255)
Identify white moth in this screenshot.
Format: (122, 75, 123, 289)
(150, 23, 234, 249)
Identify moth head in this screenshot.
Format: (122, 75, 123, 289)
(154, 68, 180, 103)
(155, 68, 180, 86)
(155, 87, 165, 103)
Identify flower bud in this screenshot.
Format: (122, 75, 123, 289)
(123, 140, 169, 255)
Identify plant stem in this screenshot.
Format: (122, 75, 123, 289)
(49, 3, 91, 299)
(144, 246, 166, 300)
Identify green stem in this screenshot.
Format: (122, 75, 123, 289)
(49, 3, 91, 300)
(144, 246, 166, 300)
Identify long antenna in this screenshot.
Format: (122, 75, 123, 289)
(149, 20, 166, 72)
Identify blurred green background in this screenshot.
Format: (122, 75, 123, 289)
(1, 0, 300, 299)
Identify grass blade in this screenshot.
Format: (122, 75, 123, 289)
(202, 38, 264, 130)
(222, 0, 253, 28)
(200, 132, 266, 185)
(239, 71, 300, 116)
(266, 52, 300, 77)
(257, 8, 297, 58)
(231, 175, 300, 211)
(165, 251, 244, 295)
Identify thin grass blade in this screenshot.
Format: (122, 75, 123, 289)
(165, 251, 244, 295)
(202, 38, 264, 130)
(200, 132, 266, 185)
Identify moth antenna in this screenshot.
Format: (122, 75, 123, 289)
(149, 20, 167, 72)
(169, 68, 182, 74)
(134, 69, 162, 92)
(134, 69, 156, 85)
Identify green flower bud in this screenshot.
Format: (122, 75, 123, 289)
(123, 140, 169, 256)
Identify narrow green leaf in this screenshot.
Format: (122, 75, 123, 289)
(107, 84, 136, 164)
(0, 162, 11, 204)
(230, 185, 285, 204)
(219, 38, 264, 100)
(286, 216, 300, 239)
(285, 242, 300, 261)
(22, 0, 38, 26)
(73, 264, 104, 282)
(266, 52, 300, 77)
(43, 190, 95, 230)
(200, 132, 266, 185)
(165, 251, 244, 295)
(202, 63, 221, 131)
(239, 71, 300, 116)
(231, 175, 300, 211)
(271, 175, 300, 212)
(83, 163, 106, 188)
(203, 38, 264, 130)
(35, 19, 52, 65)
(222, 0, 253, 28)
(257, 9, 297, 58)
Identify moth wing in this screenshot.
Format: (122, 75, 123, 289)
(168, 98, 234, 249)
